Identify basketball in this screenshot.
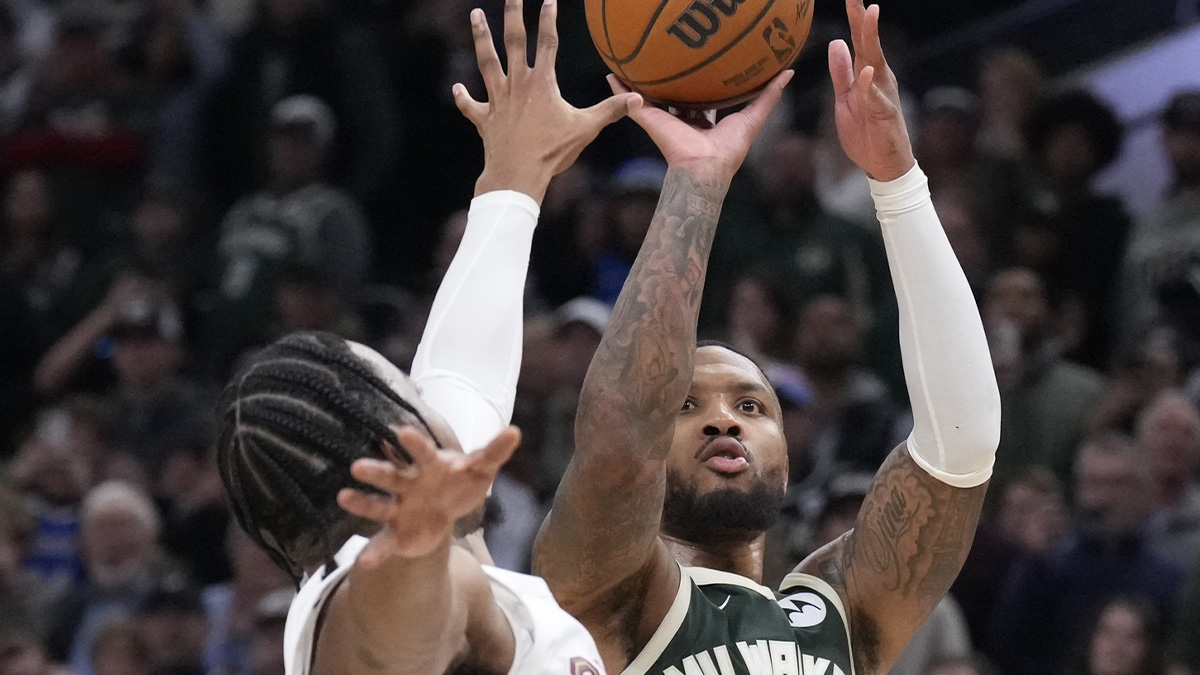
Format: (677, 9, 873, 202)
(585, 0, 814, 109)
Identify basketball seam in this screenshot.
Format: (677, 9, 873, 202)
(621, 0, 779, 87)
(600, 0, 675, 65)
(599, 0, 631, 80)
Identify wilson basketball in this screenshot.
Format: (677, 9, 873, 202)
(585, 0, 814, 109)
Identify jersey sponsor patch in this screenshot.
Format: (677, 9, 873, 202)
(776, 592, 826, 629)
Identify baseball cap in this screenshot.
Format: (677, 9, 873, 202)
(609, 158, 667, 197)
(922, 86, 981, 120)
(111, 297, 184, 342)
(552, 297, 612, 336)
(1163, 91, 1200, 131)
(271, 95, 336, 151)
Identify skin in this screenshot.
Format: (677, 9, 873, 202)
(278, 1, 636, 673)
(534, 2, 989, 673)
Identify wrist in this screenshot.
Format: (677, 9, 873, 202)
(668, 159, 733, 188)
(475, 165, 554, 205)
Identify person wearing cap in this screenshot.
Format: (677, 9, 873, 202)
(202, 0, 399, 213)
(589, 158, 668, 304)
(206, 94, 371, 377)
(137, 577, 209, 675)
(1118, 90, 1200, 360)
(1021, 89, 1129, 369)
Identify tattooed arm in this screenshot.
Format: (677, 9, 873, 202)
(796, 3, 1000, 673)
(533, 74, 792, 667)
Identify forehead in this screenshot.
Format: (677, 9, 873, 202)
(692, 347, 773, 392)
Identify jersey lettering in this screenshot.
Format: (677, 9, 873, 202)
(668, 642, 847, 675)
(570, 657, 600, 675)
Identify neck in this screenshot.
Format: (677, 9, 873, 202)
(661, 532, 766, 583)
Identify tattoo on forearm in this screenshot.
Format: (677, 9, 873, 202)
(577, 167, 727, 460)
(537, 168, 729, 612)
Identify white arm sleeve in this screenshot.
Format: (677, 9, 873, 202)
(411, 190, 539, 453)
(870, 165, 1001, 488)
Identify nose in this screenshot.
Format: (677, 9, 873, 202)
(703, 403, 742, 438)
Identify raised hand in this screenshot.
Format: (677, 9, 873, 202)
(455, 0, 642, 202)
(827, 0, 915, 182)
(612, 71, 793, 182)
(337, 426, 521, 566)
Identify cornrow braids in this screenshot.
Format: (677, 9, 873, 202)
(216, 332, 434, 582)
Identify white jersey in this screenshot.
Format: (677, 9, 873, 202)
(283, 536, 606, 675)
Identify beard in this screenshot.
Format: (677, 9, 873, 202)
(661, 469, 786, 545)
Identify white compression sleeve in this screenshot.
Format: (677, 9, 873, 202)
(871, 165, 1001, 488)
(411, 190, 538, 453)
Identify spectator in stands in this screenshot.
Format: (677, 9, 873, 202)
(790, 295, 907, 492)
(0, 6, 34, 136)
(46, 482, 172, 675)
(711, 271, 796, 369)
(0, 486, 53, 637)
(8, 401, 112, 591)
(1120, 90, 1200, 365)
(1022, 89, 1129, 369)
(1071, 595, 1169, 675)
(954, 467, 1068, 648)
(137, 578, 209, 675)
(122, 0, 229, 185)
(245, 589, 291, 675)
(156, 443, 229, 586)
(1, 169, 81, 340)
(66, 176, 211, 332)
(89, 619, 151, 675)
(933, 187, 992, 294)
(1136, 391, 1200, 569)
(203, 0, 399, 211)
(6, 3, 147, 254)
(588, 157, 666, 304)
(206, 95, 371, 374)
(202, 529, 292, 675)
(914, 86, 1030, 260)
(0, 630, 70, 675)
(706, 129, 902, 389)
(985, 267, 1105, 484)
(988, 434, 1184, 675)
(976, 47, 1044, 161)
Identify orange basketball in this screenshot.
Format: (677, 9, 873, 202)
(585, 0, 814, 109)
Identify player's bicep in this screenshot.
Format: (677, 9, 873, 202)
(838, 443, 986, 675)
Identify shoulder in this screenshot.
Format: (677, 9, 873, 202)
(481, 567, 608, 675)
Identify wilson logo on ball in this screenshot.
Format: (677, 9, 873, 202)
(666, 0, 747, 49)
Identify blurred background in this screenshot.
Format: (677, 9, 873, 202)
(0, 0, 1199, 674)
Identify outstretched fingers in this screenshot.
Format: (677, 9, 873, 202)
(729, 69, 793, 135)
(338, 487, 398, 524)
(465, 427, 522, 476)
(503, 0, 529, 75)
(828, 39, 855, 98)
(534, 0, 558, 73)
(470, 9, 504, 91)
(584, 92, 642, 130)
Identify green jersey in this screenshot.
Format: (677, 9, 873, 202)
(624, 567, 855, 675)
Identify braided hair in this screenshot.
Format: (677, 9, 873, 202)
(216, 332, 435, 582)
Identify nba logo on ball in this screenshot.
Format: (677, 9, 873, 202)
(586, 0, 813, 108)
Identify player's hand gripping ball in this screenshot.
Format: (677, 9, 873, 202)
(586, 0, 813, 109)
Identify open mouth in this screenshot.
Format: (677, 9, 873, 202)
(699, 437, 750, 474)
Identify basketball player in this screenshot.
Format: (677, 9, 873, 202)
(533, 2, 1001, 674)
(216, 2, 636, 673)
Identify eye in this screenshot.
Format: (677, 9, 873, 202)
(739, 400, 762, 414)
(681, 399, 696, 412)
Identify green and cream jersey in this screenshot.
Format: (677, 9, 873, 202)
(623, 567, 855, 675)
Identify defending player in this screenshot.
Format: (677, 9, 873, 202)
(216, 2, 635, 673)
(533, 2, 1001, 674)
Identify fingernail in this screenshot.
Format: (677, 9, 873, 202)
(470, 8, 483, 24)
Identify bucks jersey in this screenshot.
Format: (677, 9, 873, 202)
(624, 567, 854, 675)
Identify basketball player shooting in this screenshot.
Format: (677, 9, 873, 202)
(216, 2, 636, 673)
(533, 2, 1001, 674)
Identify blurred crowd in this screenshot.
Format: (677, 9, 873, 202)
(0, 1, 1198, 675)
